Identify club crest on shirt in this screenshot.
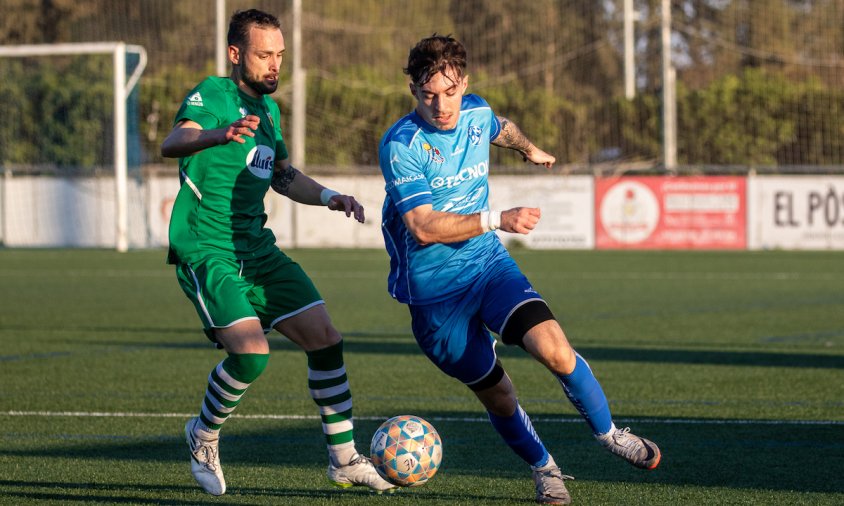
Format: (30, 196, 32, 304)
(239, 107, 248, 117)
(422, 143, 445, 164)
(468, 125, 483, 145)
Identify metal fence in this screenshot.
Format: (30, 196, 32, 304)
(1, 0, 842, 176)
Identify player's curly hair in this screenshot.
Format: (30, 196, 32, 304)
(228, 9, 281, 47)
(404, 34, 467, 86)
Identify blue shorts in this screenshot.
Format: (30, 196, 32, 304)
(408, 254, 547, 387)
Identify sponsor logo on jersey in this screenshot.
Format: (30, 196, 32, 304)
(385, 173, 425, 191)
(468, 125, 483, 145)
(440, 187, 486, 212)
(187, 92, 203, 106)
(422, 143, 445, 163)
(430, 160, 488, 189)
(245, 145, 274, 179)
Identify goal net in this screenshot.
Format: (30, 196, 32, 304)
(0, 43, 146, 251)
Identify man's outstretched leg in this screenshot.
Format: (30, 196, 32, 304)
(186, 352, 269, 495)
(556, 352, 661, 470)
(475, 364, 574, 505)
(276, 303, 396, 494)
(305, 341, 396, 494)
(516, 311, 661, 470)
(488, 403, 575, 504)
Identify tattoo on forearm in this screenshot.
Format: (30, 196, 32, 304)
(494, 116, 532, 155)
(271, 165, 297, 195)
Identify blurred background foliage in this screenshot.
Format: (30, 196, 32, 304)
(0, 0, 842, 173)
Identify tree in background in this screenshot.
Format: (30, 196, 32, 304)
(0, 0, 841, 170)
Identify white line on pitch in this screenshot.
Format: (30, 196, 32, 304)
(4, 410, 842, 426)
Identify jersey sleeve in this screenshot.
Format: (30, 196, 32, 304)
(379, 140, 432, 215)
(483, 97, 502, 142)
(173, 79, 225, 130)
(489, 111, 501, 142)
(275, 138, 289, 161)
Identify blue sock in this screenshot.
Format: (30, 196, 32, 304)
(556, 353, 613, 435)
(487, 404, 549, 468)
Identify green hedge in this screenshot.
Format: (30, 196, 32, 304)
(2, 64, 841, 172)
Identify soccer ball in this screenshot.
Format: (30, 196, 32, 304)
(370, 415, 443, 487)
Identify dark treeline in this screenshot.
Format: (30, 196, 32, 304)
(1, 0, 841, 172)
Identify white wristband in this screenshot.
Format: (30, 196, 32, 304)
(480, 210, 500, 232)
(320, 188, 340, 206)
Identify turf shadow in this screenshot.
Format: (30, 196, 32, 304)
(0, 481, 234, 505)
(572, 346, 844, 369)
(2, 414, 841, 495)
(46, 336, 844, 369)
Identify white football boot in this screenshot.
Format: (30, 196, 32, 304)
(327, 453, 397, 494)
(532, 456, 574, 505)
(596, 426, 662, 470)
(185, 417, 226, 495)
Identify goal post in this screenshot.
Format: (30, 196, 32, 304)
(0, 42, 147, 252)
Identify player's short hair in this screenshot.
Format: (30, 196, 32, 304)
(404, 34, 467, 87)
(228, 9, 281, 47)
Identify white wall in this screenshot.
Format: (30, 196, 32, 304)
(6, 173, 844, 250)
(146, 175, 595, 249)
(489, 175, 594, 249)
(2, 176, 148, 248)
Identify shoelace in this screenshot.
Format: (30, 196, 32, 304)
(538, 467, 575, 482)
(192, 436, 220, 471)
(535, 467, 575, 499)
(610, 427, 641, 458)
(346, 453, 371, 467)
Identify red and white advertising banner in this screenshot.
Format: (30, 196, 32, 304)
(748, 175, 844, 250)
(595, 176, 746, 249)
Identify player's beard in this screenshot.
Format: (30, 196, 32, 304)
(241, 60, 278, 96)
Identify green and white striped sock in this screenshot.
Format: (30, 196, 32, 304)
(307, 342, 357, 467)
(197, 353, 269, 436)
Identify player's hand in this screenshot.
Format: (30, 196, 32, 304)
(499, 207, 541, 235)
(523, 147, 555, 169)
(221, 115, 260, 144)
(327, 194, 365, 223)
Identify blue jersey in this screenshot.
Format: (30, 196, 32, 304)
(379, 94, 510, 305)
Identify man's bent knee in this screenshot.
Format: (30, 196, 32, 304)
(501, 300, 555, 348)
(215, 319, 269, 354)
(275, 305, 342, 351)
(224, 353, 270, 383)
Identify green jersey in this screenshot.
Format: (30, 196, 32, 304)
(167, 76, 289, 264)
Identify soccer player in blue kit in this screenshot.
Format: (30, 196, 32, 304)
(378, 35, 661, 505)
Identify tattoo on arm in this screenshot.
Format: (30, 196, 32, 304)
(493, 116, 532, 155)
(271, 165, 297, 195)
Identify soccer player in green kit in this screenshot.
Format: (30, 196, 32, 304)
(160, 9, 394, 497)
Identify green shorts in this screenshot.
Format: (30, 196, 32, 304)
(175, 250, 323, 343)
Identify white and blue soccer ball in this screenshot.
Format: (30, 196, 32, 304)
(370, 415, 443, 487)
